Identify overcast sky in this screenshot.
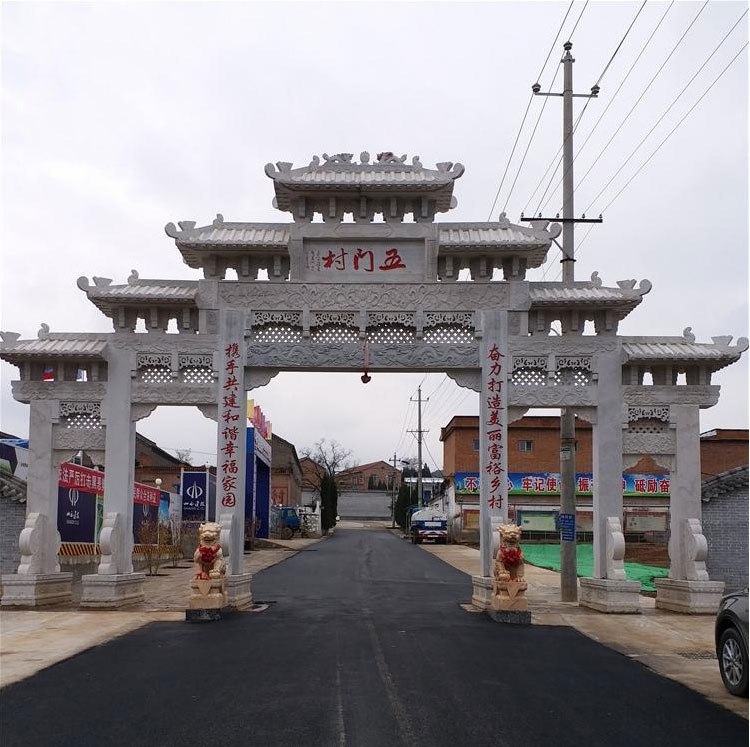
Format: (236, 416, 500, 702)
(2, 1, 747, 471)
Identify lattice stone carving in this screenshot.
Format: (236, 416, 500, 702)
(312, 311, 357, 327)
(252, 311, 302, 327)
(424, 311, 474, 328)
(368, 312, 415, 327)
(627, 418, 669, 434)
(628, 406, 670, 422)
(252, 324, 303, 343)
(556, 356, 593, 371)
(136, 353, 171, 368)
(366, 324, 416, 344)
(181, 366, 214, 385)
(311, 324, 359, 344)
(513, 356, 547, 371)
(423, 324, 474, 344)
(178, 354, 213, 369)
(61, 409, 103, 430)
(554, 368, 592, 387)
(139, 366, 172, 384)
(512, 368, 547, 386)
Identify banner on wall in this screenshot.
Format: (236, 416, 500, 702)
(132, 482, 160, 539)
(57, 464, 104, 542)
(181, 470, 215, 520)
(455, 471, 670, 496)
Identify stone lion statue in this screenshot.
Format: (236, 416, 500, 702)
(193, 522, 226, 580)
(492, 523, 528, 611)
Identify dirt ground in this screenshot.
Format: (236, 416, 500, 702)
(624, 542, 670, 567)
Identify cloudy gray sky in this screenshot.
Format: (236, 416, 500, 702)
(2, 1, 747, 470)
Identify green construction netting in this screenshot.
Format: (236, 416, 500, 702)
(520, 543, 670, 592)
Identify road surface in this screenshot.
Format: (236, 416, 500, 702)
(2, 527, 746, 746)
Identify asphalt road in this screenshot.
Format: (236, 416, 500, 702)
(2, 527, 746, 746)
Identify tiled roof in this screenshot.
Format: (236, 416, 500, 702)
(86, 283, 198, 301)
(165, 220, 290, 248)
(439, 223, 552, 247)
(622, 336, 748, 370)
(0, 337, 108, 362)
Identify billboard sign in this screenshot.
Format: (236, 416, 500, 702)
(182, 471, 210, 520)
(57, 463, 103, 542)
(132, 482, 160, 538)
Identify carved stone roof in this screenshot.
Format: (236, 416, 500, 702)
(77, 276, 199, 313)
(701, 465, 748, 502)
(0, 472, 26, 503)
(528, 278, 651, 318)
(622, 334, 749, 371)
(266, 153, 464, 213)
(0, 335, 108, 363)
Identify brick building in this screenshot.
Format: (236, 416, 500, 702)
(271, 434, 303, 507)
(439, 415, 748, 541)
(133, 432, 192, 493)
(336, 461, 401, 491)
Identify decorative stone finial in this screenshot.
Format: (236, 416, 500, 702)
(323, 153, 353, 164)
(590, 271, 603, 288)
(412, 155, 423, 168)
(92, 277, 112, 288)
(37, 323, 50, 339)
(76, 276, 90, 291)
(127, 269, 139, 285)
(616, 279, 637, 290)
(497, 211, 511, 228)
(212, 213, 225, 228)
(711, 335, 733, 347)
(0, 331, 21, 343)
(360, 151, 370, 164)
(683, 327, 696, 343)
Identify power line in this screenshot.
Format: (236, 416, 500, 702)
(502, 1, 590, 213)
(583, 6, 748, 214)
(556, 40, 748, 274)
(573, 0, 710, 198)
(486, 0, 576, 220)
(533, 0, 656, 220)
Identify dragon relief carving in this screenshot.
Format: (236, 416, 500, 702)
(11, 382, 108, 403)
(53, 428, 106, 450)
(509, 385, 597, 407)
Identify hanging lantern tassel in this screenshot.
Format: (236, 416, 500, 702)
(361, 342, 371, 384)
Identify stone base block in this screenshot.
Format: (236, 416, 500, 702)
(487, 609, 531, 625)
(189, 578, 227, 610)
(654, 578, 725, 614)
(1, 573, 73, 608)
(80, 573, 145, 608)
(185, 606, 233, 622)
(225, 573, 253, 610)
(471, 575, 493, 610)
(579, 577, 641, 613)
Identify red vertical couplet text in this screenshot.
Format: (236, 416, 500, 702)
(485, 344, 505, 509)
(220, 342, 241, 508)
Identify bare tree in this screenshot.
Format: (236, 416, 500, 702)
(300, 438, 353, 495)
(175, 448, 192, 465)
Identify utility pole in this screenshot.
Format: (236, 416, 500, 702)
(408, 386, 429, 507)
(390, 451, 398, 528)
(526, 41, 602, 603)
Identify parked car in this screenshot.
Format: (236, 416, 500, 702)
(715, 589, 748, 697)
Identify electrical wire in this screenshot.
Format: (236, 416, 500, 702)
(533, 0, 657, 219)
(486, 0, 575, 220)
(572, 0, 710, 197)
(555, 40, 748, 274)
(583, 7, 748, 214)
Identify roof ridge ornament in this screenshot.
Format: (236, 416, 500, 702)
(92, 276, 112, 288)
(497, 211, 511, 229)
(682, 327, 696, 343)
(0, 331, 21, 343)
(127, 270, 139, 286)
(590, 271, 603, 288)
(76, 276, 90, 291)
(212, 213, 225, 228)
(37, 323, 50, 339)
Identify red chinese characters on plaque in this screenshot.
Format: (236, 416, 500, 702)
(485, 344, 505, 510)
(219, 342, 241, 508)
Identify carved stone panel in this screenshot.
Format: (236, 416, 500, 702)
(53, 427, 106, 450)
(132, 383, 216, 405)
(508, 385, 597, 407)
(627, 406, 670, 422)
(622, 431, 676, 455)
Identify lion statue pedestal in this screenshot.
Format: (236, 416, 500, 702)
(489, 523, 531, 625)
(186, 522, 228, 621)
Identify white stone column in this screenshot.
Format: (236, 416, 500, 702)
(471, 310, 508, 610)
(217, 309, 252, 608)
(579, 350, 640, 613)
(1, 399, 73, 607)
(655, 404, 724, 613)
(81, 347, 144, 607)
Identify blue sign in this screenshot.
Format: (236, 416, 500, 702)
(158, 490, 170, 524)
(57, 486, 97, 542)
(558, 512, 575, 542)
(182, 471, 209, 520)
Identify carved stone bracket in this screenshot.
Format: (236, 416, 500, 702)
(605, 516, 627, 581)
(684, 518, 709, 581)
(245, 368, 281, 391)
(131, 404, 158, 422)
(197, 404, 218, 422)
(446, 369, 480, 392)
(508, 407, 530, 424)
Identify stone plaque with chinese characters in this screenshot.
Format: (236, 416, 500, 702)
(301, 239, 427, 283)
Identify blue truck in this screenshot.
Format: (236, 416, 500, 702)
(409, 507, 448, 544)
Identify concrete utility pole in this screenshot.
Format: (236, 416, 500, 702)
(391, 451, 398, 528)
(528, 41, 602, 603)
(408, 386, 429, 507)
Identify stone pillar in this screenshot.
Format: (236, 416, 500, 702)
(471, 310, 508, 610)
(217, 309, 252, 608)
(579, 351, 640, 613)
(81, 347, 144, 607)
(655, 404, 724, 613)
(1, 400, 73, 607)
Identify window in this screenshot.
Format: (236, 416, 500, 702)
(518, 440, 534, 452)
(472, 439, 479, 451)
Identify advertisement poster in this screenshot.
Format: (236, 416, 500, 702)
(181, 471, 215, 520)
(132, 482, 160, 539)
(57, 463, 103, 542)
(0, 438, 29, 481)
(158, 490, 170, 524)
